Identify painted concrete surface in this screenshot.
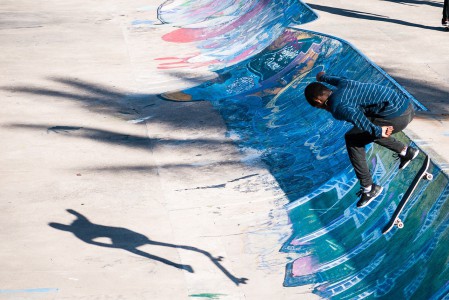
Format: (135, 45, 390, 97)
(160, 14, 449, 297)
(1, 0, 449, 300)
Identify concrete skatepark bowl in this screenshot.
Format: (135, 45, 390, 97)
(157, 0, 449, 298)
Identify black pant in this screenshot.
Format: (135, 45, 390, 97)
(345, 104, 415, 187)
(445, 0, 449, 20)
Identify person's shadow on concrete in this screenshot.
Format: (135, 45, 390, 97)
(49, 209, 248, 285)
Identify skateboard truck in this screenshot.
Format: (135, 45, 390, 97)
(423, 172, 433, 181)
(394, 218, 404, 229)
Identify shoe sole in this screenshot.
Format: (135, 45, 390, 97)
(357, 186, 384, 208)
(399, 149, 420, 170)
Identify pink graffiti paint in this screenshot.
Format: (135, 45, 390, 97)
(156, 0, 275, 69)
(155, 54, 219, 69)
(162, 1, 268, 43)
(162, 28, 204, 43)
(290, 238, 313, 247)
(292, 256, 317, 277)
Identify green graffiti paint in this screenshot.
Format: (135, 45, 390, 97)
(189, 293, 226, 299)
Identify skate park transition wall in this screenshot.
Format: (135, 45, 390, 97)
(151, 0, 449, 298)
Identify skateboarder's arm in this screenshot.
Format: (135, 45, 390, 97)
(337, 106, 383, 138)
(317, 73, 342, 87)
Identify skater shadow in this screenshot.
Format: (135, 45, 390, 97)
(49, 209, 248, 285)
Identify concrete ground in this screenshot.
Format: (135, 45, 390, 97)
(0, 0, 448, 299)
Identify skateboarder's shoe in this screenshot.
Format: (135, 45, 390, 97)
(442, 19, 449, 26)
(356, 184, 383, 208)
(398, 147, 419, 170)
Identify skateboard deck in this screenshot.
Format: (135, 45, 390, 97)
(382, 155, 432, 234)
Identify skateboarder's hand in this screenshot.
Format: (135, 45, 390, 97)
(382, 126, 394, 138)
(316, 71, 325, 81)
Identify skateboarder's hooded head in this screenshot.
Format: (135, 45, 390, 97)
(304, 82, 332, 110)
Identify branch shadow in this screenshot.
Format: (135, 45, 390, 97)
(2, 77, 144, 116)
(308, 3, 443, 31)
(380, 0, 443, 8)
(7, 124, 234, 152)
(50, 209, 248, 285)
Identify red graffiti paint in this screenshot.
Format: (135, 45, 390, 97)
(162, 28, 205, 43)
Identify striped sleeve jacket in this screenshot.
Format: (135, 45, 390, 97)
(320, 75, 410, 138)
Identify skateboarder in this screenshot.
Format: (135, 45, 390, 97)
(304, 71, 419, 208)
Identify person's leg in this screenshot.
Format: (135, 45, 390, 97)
(345, 127, 375, 188)
(443, 0, 448, 23)
(345, 129, 384, 207)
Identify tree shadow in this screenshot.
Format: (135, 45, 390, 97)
(1, 76, 223, 131)
(49, 209, 248, 285)
(307, 3, 443, 31)
(3, 77, 246, 176)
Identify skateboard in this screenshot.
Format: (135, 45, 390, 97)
(382, 155, 432, 234)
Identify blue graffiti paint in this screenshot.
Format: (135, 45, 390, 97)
(132, 20, 156, 26)
(0, 288, 59, 293)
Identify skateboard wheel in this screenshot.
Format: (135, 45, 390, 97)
(424, 173, 433, 180)
(394, 218, 404, 228)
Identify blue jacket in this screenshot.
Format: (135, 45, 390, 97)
(320, 75, 410, 138)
